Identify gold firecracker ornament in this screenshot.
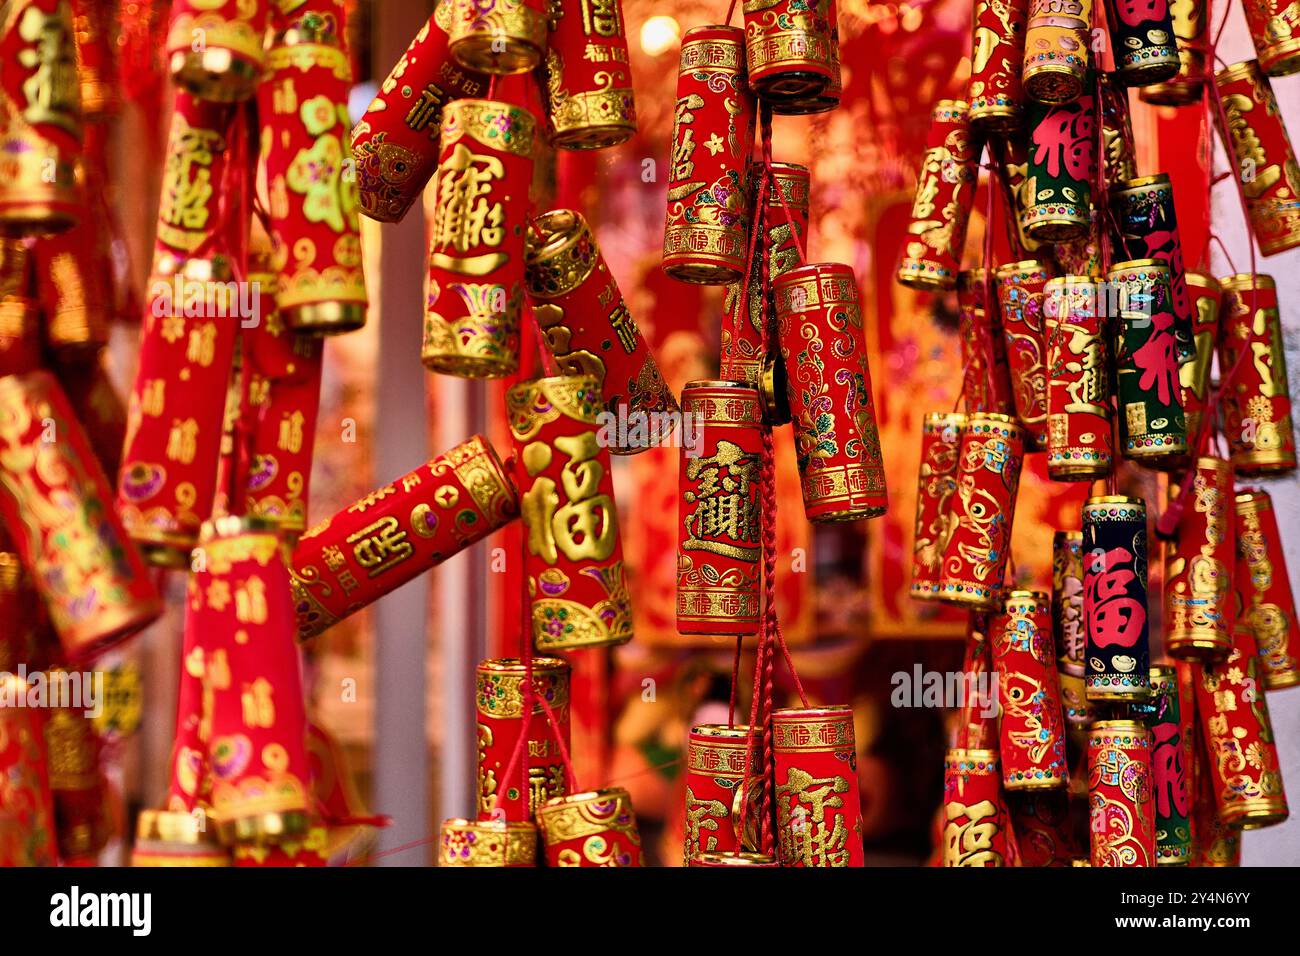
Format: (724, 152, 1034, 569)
(446, 0, 547, 75)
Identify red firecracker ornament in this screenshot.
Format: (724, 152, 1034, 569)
(741, 0, 839, 107)
(1179, 271, 1220, 446)
(445, 0, 547, 75)
(0, 672, 58, 866)
(1022, 0, 1092, 104)
(996, 260, 1053, 450)
(968, 0, 1029, 131)
(1164, 457, 1235, 662)
(1235, 489, 1300, 689)
(440, 818, 537, 866)
(1088, 719, 1155, 867)
(942, 748, 1009, 866)
(957, 269, 1016, 415)
(422, 99, 536, 377)
(684, 724, 762, 863)
(773, 705, 864, 867)
(1045, 275, 1113, 479)
(910, 412, 966, 602)
(536, 787, 643, 866)
(291, 434, 519, 640)
(1243, 0, 1300, 76)
(1052, 529, 1090, 728)
(166, 0, 269, 103)
(662, 25, 756, 285)
(540, 0, 636, 149)
(152, 92, 234, 269)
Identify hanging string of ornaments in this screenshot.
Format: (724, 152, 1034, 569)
(899, 0, 1299, 866)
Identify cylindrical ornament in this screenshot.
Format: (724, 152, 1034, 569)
(506, 376, 633, 650)
(684, 724, 762, 863)
(260, 4, 367, 334)
(439, 819, 537, 867)
(1148, 666, 1192, 865)
(996, 260, 1053, 449)
(238, 266, 325, 541)
(1235, 490, 1300, 689)
(1023, 93, 1095, 241)
(1052, 530, 1090, 727)
(957, 270, 1017, 415)
(1215, 61, 1300, 257)
(166, 0, 269, 103)
(1083, 495, 1151, 701)
(536, 787, 643, 866)
(351, 8, 488, 223)
(770, 0, 841, 114)
(1023, 0, 1093, 104)
(942, 749, 1009, 866)
(1007, 790, 1079, 865)
(0, 0, 83, 236)
(117, 261, 241, 565)
(1109, 174, 1196, 365)
(152, 92, 234, 268)
(422, 99, 536, 377)
(541, 0, 636, 149)
(524, 208, 679, 453)
(0, 674, 58, 866)
(774, 262, 887, 522)
(475, 658, 570, 821)
(1217, 274, 1296, 475)
(1109, 259, 1188, 462)
(968, 0, 1029, 130)
(446, 0, 547, 75)
(991, 590, 1069, 789)
(741, 0, 838, 104)
(43, 698, 109, 861)
(1045, 276, 1113, 479)
(196, 518, 311, 845)
(1195, 624, 1290, 828)
(0, 371, 161, 661)
(291, 434, 519, 640)
(1103, 0, 1179, 86)
(131, 810, 231, 868)
(1243, 0, 1300, 75)
(910, 412, 966, 602)
(1139, 0, 1208, 104)
(896, 100, 978, 291)
(690, 850, 778, 866)
(773, 706, 864, 867)
(1164, 458, 1235, 661)
(676, 382, 762, 635)
(938, 413, 1024, 610)
(662, 26, 756, 285)
(1088, 720, 1155, 866)
(1178, 271, 1220, 444)
(722, 161, 810, 387)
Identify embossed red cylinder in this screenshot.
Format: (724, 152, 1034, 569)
(722, 161, 810, 388)
(773, 706, 864, 867)
(1235, 490, 1300, 689)
(351, 6, 488, 223)
(910, 412, 966, 602)
(774, 262, 887, 522)
(1217, 274, 1296, 476)
(260, 2, 367, 334)
(166, 0, 269, 103)
(1088, 720, 1155, 866)
(741, 0, 838, 104)
(992, 590, 1069, 789)
(541, 0, 636, 149)
(117, 259, 240, 565)
(689, 850, 778, 866)
(676, 382, 763, 635)
(996, 260, 1053, 450)
(475, 657, 570, 822)
(662, 25, 756, 285)
(896, 100, 978, 291)
(1215, 61, 1300, 257)
(0, 370, 161, 662)
(957, 270, 1016, 415)
(536, 787, 643, 866)
(440, 818, 538, 866)
(0, 0, 83, 236)
(968, 0, 1029, 130)
(422, 99, 536, 376)
(1243, 0, 1300, 76)
(196, 517, 311, 846)
(1052, 529, 1090, 728)
(525, 209, 679, 453)
(938, 412, 1024, 610)
(0, 673, 58, 866)
(290, 434, 519, 640)
(958, 615, 999, 750)
(1194, 623, 1290, 828)
(446, 0, 547, 75)
(1045, 276, 1113, 479)
(0, 242, 41, 376)
(942, 748, 1009, 866)
(1164, 458, 1235, 662)
(152, 92, 235, 270)
(44, 695, 110, 861)
(506, 376, 633, 650)
(684, 724, 762, 863)
(1179, 271, 1220, 445)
